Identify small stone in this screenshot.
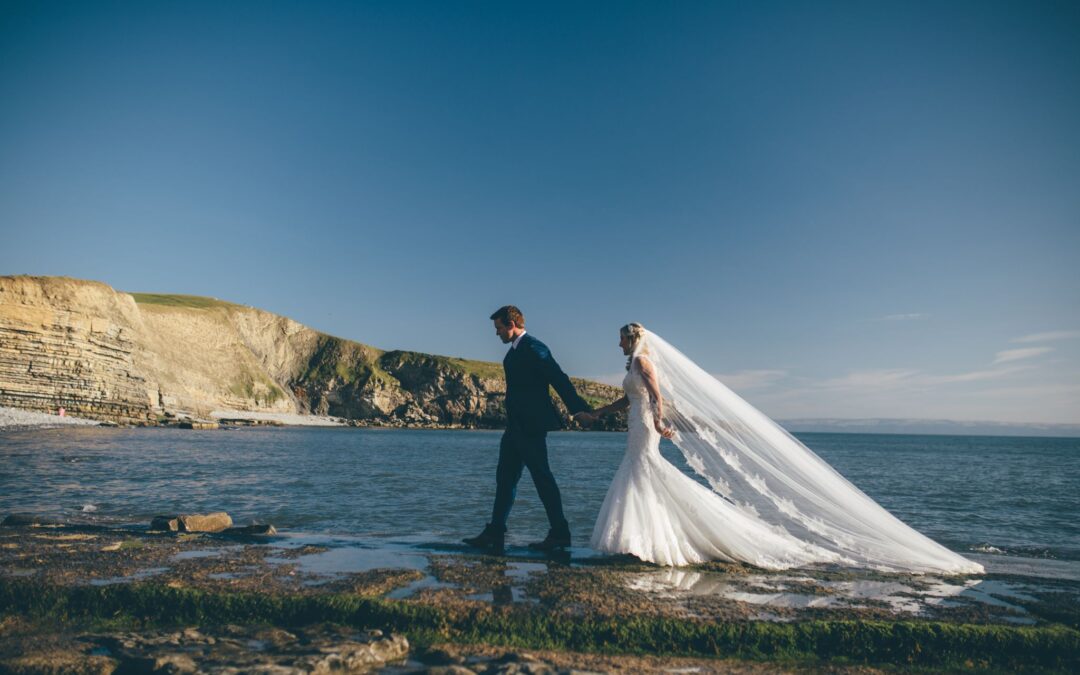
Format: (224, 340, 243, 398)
(181, 627, 203, 641)
(255, 627, 296, 647)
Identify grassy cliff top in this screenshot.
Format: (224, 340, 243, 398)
(130, 293, 242, 310)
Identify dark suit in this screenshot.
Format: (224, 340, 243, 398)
(491, 333, 591, 533)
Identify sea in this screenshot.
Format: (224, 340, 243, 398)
(1, 427, 1077, 580)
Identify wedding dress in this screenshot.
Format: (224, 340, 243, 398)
(590, 330, 984, 574)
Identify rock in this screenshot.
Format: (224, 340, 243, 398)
(150, 512, 233, 533)
(422, 646, 466, 665)
(181, 627, 204, 641)
(1, 513, 58, 527)
(252, 627, 297, 648)
(424, 667, 478, 675)
(177, 421, 219, 430)
(149, 516, 180, 532)
(0, 652, 117, 675)
(122, 653, 197, 673)
(223, 524, 277, 536)
(295, 634, 409, 671)
(178, 512, 232, 533)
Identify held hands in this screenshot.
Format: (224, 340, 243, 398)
(655, 422, 675, 439)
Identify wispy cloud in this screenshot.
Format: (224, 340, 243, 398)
(819, 365, 1028, 391)
(1012, 330, 1080, 344)
(872, 313, 929, 322)
(993, 347, 1053, 364)
(821, 369, 919, 389)
(714, 369, 788, 390)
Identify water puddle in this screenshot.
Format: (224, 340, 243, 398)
(464, 561, 545, 604)
(173, 549, 226, 561)
(264, 534, 429, 576)
(386, 576, 456, 599)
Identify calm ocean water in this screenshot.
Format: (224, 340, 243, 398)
(1, 427, 1077, 577)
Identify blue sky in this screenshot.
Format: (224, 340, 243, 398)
(2, 1, 1078, 423)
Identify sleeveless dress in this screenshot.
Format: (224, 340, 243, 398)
(589, 357, 841, 568)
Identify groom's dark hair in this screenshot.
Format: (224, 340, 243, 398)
(490, 305, 525, 328)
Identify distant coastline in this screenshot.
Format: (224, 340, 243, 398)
(4, 404, 1077, 439)
(782, 417, 1080, 439)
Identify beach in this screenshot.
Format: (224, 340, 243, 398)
(0, 406, 101, 432)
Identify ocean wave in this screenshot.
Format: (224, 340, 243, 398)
(80, 504, 98, 513)
(969, 543, 1074, 560)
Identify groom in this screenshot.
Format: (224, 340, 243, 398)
(463, 305, 592, 553)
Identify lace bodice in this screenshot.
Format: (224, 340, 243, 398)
(623, 357, 660, 454)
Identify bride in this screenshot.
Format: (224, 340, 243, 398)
(574, 323, 983, 574)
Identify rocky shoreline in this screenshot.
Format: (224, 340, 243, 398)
(1, 514, 1078, 673)
(0, 405, 608, 434)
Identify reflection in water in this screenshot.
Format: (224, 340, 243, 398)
(466, 561, 546, 605)
(628, 568, 1038, 622)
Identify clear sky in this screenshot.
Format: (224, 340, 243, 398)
(2, 1, 1078, 423)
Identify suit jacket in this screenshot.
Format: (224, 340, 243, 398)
(503, 334, 591, 434)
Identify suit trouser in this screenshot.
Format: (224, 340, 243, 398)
(490, 424, 569, 533)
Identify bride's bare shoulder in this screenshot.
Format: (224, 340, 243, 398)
(632, 354, 655, 373)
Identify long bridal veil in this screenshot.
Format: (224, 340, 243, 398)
(642, 329, 983, 574)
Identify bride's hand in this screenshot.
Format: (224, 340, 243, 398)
(656, 424, 675, 439)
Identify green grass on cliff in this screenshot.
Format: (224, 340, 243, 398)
(130, 293, 239, 310)
(228, 372, 285, 406)
(383, 351, 504, 381)
(298, 336, 400, 392)
(447, 357, 505, 381)
(1, 578, 1077, 671)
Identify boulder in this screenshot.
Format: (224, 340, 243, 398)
(178, 512, 232, 532)
(150, 512, 232, 533)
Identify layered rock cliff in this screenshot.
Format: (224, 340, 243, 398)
(0, 276, 622, 427)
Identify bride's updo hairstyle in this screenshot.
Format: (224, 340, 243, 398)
(621, 322, 648, 370)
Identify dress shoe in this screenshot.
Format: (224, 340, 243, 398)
(462, 523, 505, 552)
(528, 528, 571, 551)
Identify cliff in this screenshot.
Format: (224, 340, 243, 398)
(0, 276, 623, 428)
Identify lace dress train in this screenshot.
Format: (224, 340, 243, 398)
(590, 362, 840, 569)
